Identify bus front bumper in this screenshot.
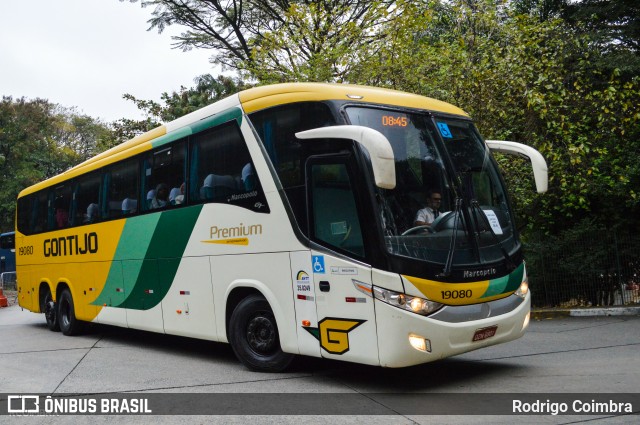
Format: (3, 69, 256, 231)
(375, 293, 530, 368)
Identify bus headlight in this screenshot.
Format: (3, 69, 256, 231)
(372, 286, 443, 316)
(515, 278, 529, 299)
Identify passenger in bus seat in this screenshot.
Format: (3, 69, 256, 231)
(150, 184, 169, 209)
(54, 196, 69, 228)
(84, 203, 99, 223)
(169, 187, 181, 205)
(241, 163, 256, 191)
(202, 174, 236, 200)
(146, 189, 156, 209)
(173, 183, 185, 205)
(122, 198, 137, 214)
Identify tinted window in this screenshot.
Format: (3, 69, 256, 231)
(106, 158, 140, 217)
(72, 172, 102, 225)
(190, 121, 268, 213)
(309, 162, 364, 257)
(142, 141, 185, 211)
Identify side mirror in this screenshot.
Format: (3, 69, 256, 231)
(296, 125, 396, 189)
(486, 140, 548, 193)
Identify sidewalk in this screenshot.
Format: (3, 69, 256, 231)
(531, 304, 640, 319)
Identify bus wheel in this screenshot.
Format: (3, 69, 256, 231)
(229, 294, 294, 372)
(58, 289, 83, 336)
(44, 291, 60, 332)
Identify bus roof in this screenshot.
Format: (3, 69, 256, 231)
(238, 83, 468, 116)
(18, 83, 468, 198)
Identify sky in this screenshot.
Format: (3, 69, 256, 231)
(0, 0, 218, 123)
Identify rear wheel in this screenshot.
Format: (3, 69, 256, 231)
(229, 294, 294, 372)
(58, 289, 83, 336)
(43, 290, 59, 332)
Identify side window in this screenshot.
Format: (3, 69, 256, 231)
(309, 162, 364, 258)
(31, 192, 48, 234)
(0, 233, 14, 250)
(248, 102, 337, 230)
(17, 196, 31, 235)
(72, 172, 102, 225)
(249, 102, 336, 189)
(190, 121, 268, 213)
(142, 141, 185, 211)
(107, 159, 139, 217)
(52, 185, 72, 229)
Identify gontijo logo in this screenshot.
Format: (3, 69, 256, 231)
(202, 223, 262, 246)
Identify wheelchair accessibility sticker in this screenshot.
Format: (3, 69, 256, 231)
(437, 122, 453, 138)
(312, 255, 325, 274)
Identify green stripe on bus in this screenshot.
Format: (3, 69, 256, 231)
(92, 214, 161, 307)
(119, 205, 203, 310)
(189, 107, 243, 135)
(480, 263, 524, 298)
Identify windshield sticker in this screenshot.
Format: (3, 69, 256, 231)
(482, 210, 504, 235)
(437, 122, 453, 138)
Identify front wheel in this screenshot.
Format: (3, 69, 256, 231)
(229, 294, 294, 372)
(58, 289, 83, 336)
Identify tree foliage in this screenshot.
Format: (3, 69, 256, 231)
(0, 97, 113, 232)
(121, 0, 396, 79)
(111, 74, 249, 142)
(117, 0, 640, 236)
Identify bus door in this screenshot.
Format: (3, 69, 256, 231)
(305, 155, 380, 366)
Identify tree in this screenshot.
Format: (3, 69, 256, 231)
(0, 97, 114, 232)
(121, 0, 396, 80)
(111, 74, 249, 142)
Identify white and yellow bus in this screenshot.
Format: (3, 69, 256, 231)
(16, 83, 547, 371)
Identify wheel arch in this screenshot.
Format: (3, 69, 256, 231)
(223, 280, 298, 354)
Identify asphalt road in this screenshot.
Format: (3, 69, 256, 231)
(0, 304, 638, 424)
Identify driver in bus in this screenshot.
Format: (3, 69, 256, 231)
(414, 191, 442, 226)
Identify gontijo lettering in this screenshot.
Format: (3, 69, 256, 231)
(44, 232, 98, 257)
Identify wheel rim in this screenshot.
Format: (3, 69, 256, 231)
(60, 298, 70, 328)
(44, 296, 56, 324)
(246, 313, 277, 355)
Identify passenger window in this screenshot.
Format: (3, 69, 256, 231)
(52, 185, 72, 229)
(71, 172, 102, 225)
(142, 141, 185, 211)
(248, 102, 337, 231)
(107, 159, 139, 217)
(309, 162, 364, 258)
(190, 121, 269, 213)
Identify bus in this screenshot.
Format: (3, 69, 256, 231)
(15, 83, 547, 371)
(1, 231, 15, 275)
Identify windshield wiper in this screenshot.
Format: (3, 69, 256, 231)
(469, 199, 516, 271)
(437, 197, 463, 278)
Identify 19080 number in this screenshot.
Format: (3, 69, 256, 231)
(441, 289, 473, 299)
(19, 246, 33, 255)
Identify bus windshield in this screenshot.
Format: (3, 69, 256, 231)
(345, 106, 516, 267)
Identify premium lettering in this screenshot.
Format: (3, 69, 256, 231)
(44, 232, 98, 257)
(210, 223, 262, 239)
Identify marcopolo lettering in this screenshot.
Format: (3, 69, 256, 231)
(44, 232, 98, 257)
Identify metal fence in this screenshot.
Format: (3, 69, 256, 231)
(0, 271, 16, 291)
(524, 230, 640, 308)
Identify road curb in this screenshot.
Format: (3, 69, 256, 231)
(532, 306, 640, 319)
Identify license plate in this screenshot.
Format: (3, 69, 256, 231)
(472, 325, 497, 342)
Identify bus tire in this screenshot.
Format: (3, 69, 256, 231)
(58, 288, 83, 336)
(43, 290, 60, 332)
(229, 294, 294, 372)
